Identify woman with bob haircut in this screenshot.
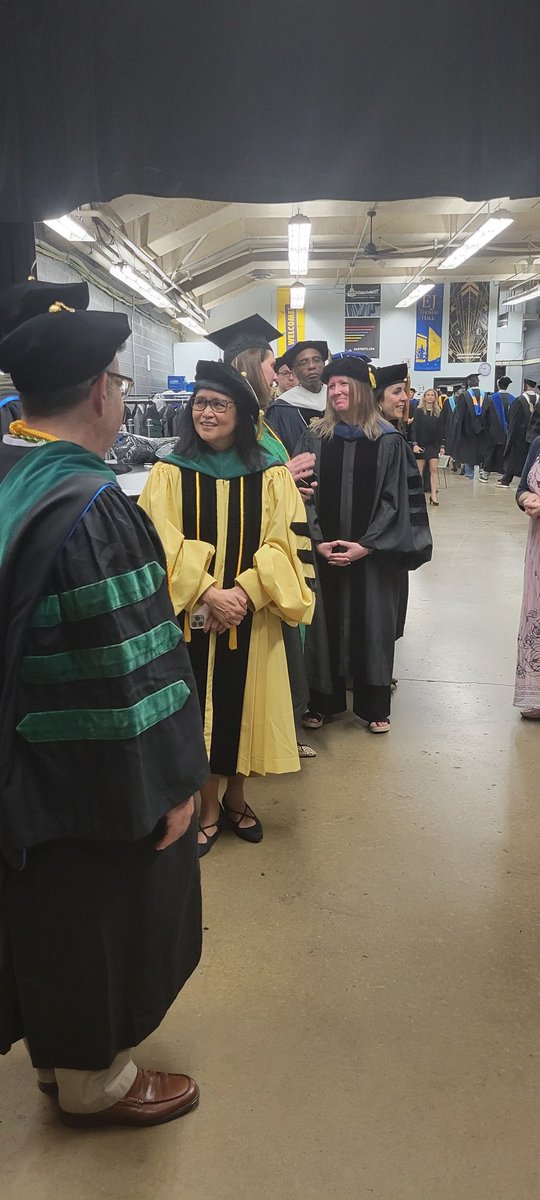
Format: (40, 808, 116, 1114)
(139, 360, 315, 856)
(299, 353, 432, 734)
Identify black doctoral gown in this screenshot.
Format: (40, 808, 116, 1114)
(0, 442, 208, 1070)
(439, 397, 458, 458)
(503, 393, 535, 477)
(264, 399, 313, 457)
(300, 426, 432, 695)
(453, 389, 485, 465)
(482, 390, 512, 472)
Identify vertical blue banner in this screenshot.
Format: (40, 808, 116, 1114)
(414, 283, 444, 371)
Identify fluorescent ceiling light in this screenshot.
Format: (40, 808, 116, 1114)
(288, 213, 311, 276)
(290, 282, 306, 310)
(438, 212, 513, 270)
(396, 281, 435, 308)
(43, 214, 95, 242)
(503, 284, 540, 305)
(110, 263, 170, 308)
(176, 315, 207, 335)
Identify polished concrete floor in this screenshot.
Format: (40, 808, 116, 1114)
(2, 473, 539, 1199)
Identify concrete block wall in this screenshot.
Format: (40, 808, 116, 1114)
(36, 253, 177, 395)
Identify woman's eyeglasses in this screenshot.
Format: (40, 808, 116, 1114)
(192, 396, 232, 414)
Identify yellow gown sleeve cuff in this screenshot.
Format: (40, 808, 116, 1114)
(235, 567, 267, 612)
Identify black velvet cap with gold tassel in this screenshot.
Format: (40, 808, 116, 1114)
(0, 279, 90, 337)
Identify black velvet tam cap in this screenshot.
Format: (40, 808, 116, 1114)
(374, 362, 409, 391)
(0, 279, 90, 337)
(321, 352, 375, 386)
(205, 314, 282, 365)
(283, 340, 329, 369)
(194, 359, 260, 421)
(0, 310, 131, 392)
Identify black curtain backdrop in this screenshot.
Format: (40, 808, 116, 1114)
(1, 0, 540, 224)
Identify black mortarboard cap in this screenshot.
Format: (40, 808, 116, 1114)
(0, 310, 131, 392)
(374, 362, 409, 391)
(524, 376, 537, 387)
(0, 279, 90, 338)
(497, 375, 512, 389)
(321, 352, 375, 386)
(274, 354, 292, 372)
(465, 372, 480, 385)
(206, 314, 282, 365)
(283, 340, 329, 369)
(194, 360, 260, 421)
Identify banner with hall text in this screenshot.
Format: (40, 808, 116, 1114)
(414, 283, 444, 372)
(276, 288, 305, 358)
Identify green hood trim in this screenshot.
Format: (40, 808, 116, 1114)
(161, 424, 287, 479)
(0, 441, 116, 563)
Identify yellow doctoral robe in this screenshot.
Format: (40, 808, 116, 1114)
(139, 457, 315, 777)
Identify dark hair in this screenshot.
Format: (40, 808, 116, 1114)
(21, 376, 96, 419)
(175, 398, 265, 471)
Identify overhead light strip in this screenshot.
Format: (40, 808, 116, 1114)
(109, 263, 171, 309)
(395, 281, 435, 308)
(503, 284, 540, 306)
(43, 214, 95, 242)
(288, 214, 311, 277)
(438, 212, 513, 270)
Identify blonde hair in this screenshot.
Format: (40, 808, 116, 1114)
(311, 377, 391, 440)
(231, 346, 273, 412)
(418, 388, 440, 416)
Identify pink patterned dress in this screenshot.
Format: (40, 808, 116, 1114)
(514, 452, 540, 709)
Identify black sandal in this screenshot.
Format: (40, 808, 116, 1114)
(198, 808, 224, 858)
(222, 795, 263, 844)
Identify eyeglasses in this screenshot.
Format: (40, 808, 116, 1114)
(106, 371, 134, 399)
(277, 367, 293, 378)
(192, 395, 233, 414)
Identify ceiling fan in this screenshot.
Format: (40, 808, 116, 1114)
(362, 209, 400, 261)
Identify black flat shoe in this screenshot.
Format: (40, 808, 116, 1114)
(222, 795, 263, 844)
(198, 808, 224, 858)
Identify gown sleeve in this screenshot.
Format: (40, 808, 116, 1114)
(357, 435, 432, 570)
(138, 462, 217, 614)
(236, 465, 316, 625)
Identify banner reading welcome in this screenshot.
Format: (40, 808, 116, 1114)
(276, 288, 305, 357)
(414, 283, 444, 372)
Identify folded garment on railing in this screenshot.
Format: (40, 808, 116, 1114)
(114, 433, 177, 465)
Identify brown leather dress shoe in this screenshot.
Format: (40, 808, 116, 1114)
(59, 1068, 199, 1128)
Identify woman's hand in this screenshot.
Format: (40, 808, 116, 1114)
(523, 493, 540, 518)
(413, 443, 423, 454)
(286, 452, 317, 497)
(317, 540, 370, 566)
(202, 583, 248, 627)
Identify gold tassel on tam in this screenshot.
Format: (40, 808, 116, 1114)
(48, 301, 76, 314)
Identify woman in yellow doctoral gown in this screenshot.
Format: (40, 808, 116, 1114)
(139, 360, 315, 856)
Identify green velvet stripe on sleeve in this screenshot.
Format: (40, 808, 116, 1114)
(31, 560, 166, 627)
(21, 620, 181, 684)
(16, 679, 190, 743)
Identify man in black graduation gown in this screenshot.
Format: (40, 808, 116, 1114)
(497, 377, 537, 487)
(0, 283, 209, 1128)
(453, 373, 486, 479)
(479, 375, 514, 481)
(265, 339, 329, 455)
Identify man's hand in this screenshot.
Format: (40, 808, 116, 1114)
(317, 540, 370, 566)
(155, 797, 195, 850)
